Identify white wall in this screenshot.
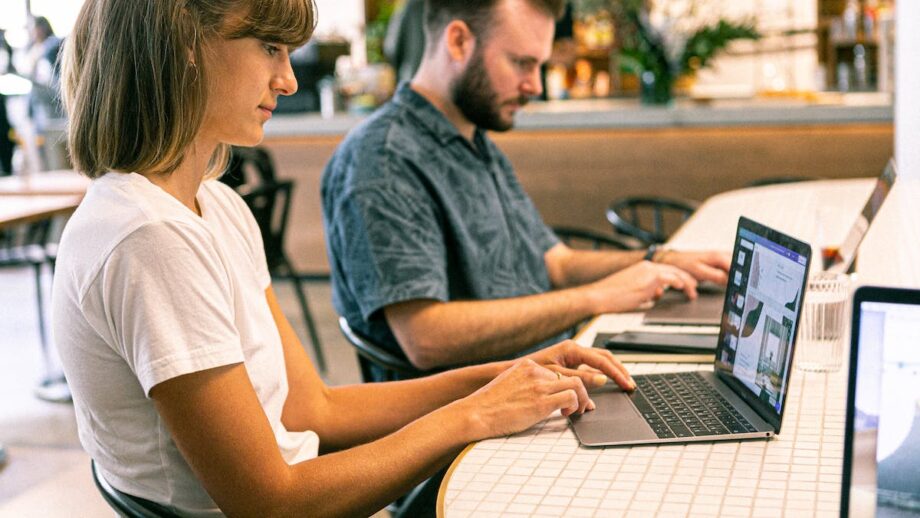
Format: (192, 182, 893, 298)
(896, 0, 919, 180)
(692, 0, 819, 94)
(314, 0, 366, 66)
(855, 3, 920, 288)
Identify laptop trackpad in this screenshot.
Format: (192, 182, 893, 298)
(569, 385, 654, 446)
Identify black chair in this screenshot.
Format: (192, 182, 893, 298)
(338, 317, 427, 382)
(745, 175, 818, 188)
(0, 220, 68, 398)
(606, 196, 699, 247)
(240, 181, 326, 373)
(551, 226, 634, 250)
(91, 460, 180, 518)
(220, 147, 278, 189)
(337, 317, 443, 516)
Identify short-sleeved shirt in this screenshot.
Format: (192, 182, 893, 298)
(52, 173, 319, 516)
(321, 83, 568, 367)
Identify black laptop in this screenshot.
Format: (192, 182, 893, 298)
(841, 286, 920, 518)
(571, 217, 811, 446)
(643, 159, 897, 327)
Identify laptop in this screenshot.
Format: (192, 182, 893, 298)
(643, 158, 897, 327)
(571, 216, 811, 447)
(841, 287, 920, 518)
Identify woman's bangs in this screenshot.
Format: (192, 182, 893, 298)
(232, 0, 316, 47)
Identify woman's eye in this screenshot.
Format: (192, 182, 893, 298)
(264, 44, 280, 56)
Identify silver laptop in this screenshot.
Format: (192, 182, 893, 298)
(571, 217, 811, 447)
(842, 287, 920, 518)
(643, 159, 897, 327)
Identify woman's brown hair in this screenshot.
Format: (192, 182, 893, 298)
(62, 0, 315, 179)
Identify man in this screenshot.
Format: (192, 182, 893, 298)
(322, 0, 729, 378)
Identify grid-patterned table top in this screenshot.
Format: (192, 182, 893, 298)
(439, 179, 884, 517)
(441, 359, 848, 518)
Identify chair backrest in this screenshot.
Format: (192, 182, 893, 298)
(745, 175, 818, 188)
(239, 180, 294, 273)
(0, 220, 52, 265)
(91, 460, 179, 518)
(551, 226, 634, 250)
(606, 196, 699, 246)
(337, 317, 428, 381)
(220, 146, 278, 190)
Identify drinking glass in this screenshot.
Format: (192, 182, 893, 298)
(796, 272, 850, 372)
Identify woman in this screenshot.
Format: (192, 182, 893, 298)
(52, 0, 636, 516)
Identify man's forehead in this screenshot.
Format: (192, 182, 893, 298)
(485, 0, 555, 61)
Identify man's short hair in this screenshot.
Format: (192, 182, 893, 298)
(423, 0, 565, 49)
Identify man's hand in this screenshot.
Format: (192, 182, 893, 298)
(524, 340, 636, 392)
(581, 260, 698, 314)
(658, 250, 731, 285)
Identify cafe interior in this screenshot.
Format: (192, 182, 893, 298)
(1, 0, 918, 516)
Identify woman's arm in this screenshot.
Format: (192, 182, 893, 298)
(151, 345, 588, 516)
(272, 287, 637, 452)
(269, 287, 506, 451)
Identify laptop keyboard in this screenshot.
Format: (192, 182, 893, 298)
(632, 372, 758, 439)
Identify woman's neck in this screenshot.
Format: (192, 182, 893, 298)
(141, 141, 214, 216)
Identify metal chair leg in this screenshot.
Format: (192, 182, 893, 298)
(32, 261, 52, 377)
(289, 274, 326, 373)
(32, 260, 71, 403)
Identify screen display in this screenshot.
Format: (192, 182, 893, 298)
(848, 301, 920, 518)
(715, 226, 808, 416)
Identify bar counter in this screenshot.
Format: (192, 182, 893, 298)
(264, 92, 893, 138)
(260, 93, 894, 274)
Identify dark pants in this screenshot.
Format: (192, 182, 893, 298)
(0, 94, 14, 175)
(392, 464, 450, 518)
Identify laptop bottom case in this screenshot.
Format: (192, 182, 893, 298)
(570, 371, 774, 447)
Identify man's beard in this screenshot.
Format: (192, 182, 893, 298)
(450, 51, 528, 132)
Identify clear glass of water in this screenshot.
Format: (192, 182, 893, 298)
(796, 272, 850, 373)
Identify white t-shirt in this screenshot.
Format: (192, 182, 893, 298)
(52, 173, 319, 516)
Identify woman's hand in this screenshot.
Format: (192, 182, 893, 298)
(449, 359, 592, 441)
(524, 340, 636, 391)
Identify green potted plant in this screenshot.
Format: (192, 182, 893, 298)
(613, 0, 760, 105)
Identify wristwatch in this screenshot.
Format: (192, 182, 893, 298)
(643, 244, 659, 262)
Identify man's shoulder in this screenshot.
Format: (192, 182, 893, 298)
(324, 99, 440, 189)
(344, 98, 433, 152)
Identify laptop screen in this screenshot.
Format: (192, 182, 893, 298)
(843, 288, 920, 518)
(826, 158, 897, 273)
(714, 217, 811, 429)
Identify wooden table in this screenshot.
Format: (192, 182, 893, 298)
(0, 170, 90, 196)
(0, 194, 83, 228)
(437, 178, 895, 518)
(1, 193, 82, 404)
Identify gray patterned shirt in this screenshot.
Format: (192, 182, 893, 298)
(321, 83, 568, 368)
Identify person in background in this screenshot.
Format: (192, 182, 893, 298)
(384, 0, 427, 84)
(0, 29, 15, 175)
(53, 0, 634, 516)
(17, 16, 65, 170)
(322, 0, 730, 380)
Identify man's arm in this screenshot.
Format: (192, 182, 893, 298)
(384, 260, 698, 369)
(544, 243, 646, 287)
(544, 243, 732, 288)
